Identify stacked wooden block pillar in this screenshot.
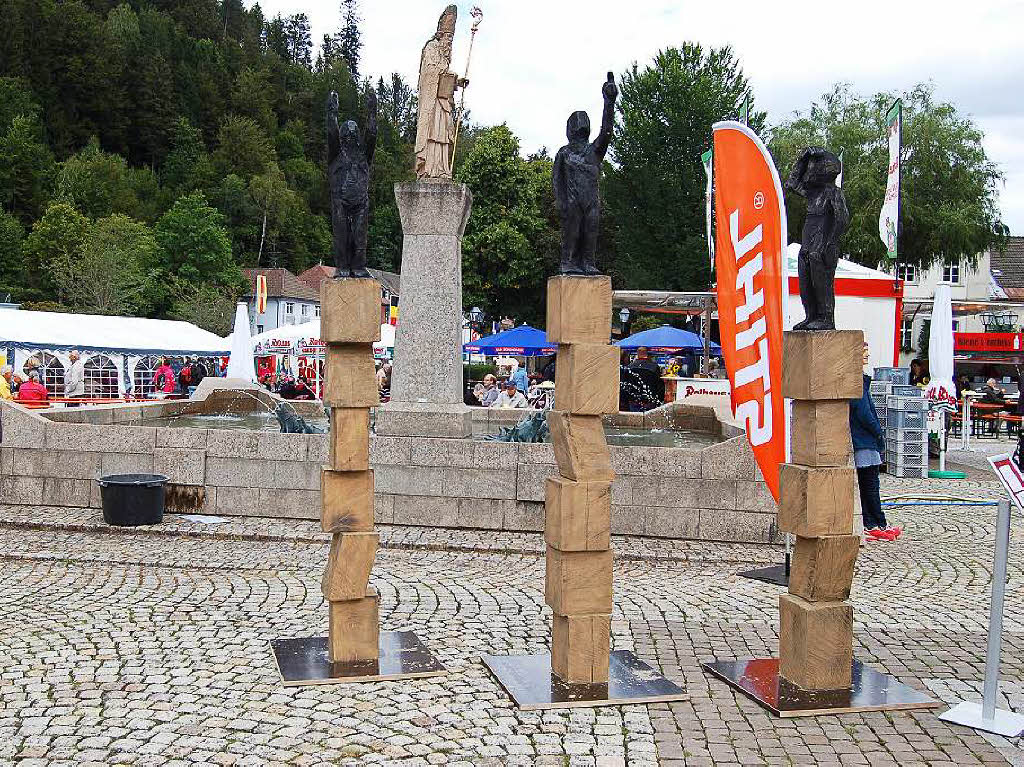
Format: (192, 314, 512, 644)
(320, 278, 383, 665)
(779, 330, 864, 690)
(545, 276, 619, 684)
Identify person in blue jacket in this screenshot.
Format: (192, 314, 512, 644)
(850, 341, 902, 541)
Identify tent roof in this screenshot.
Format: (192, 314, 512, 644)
(464, 324, 556, 355)
(615, 325, 721, 352)
(0, 308, 230, 356)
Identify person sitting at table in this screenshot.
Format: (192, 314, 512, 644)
(493, 380, 528, 409)
(980, 377, 1011, 434)
(17, 370, 49, 402)
(909, 358, 930, 387)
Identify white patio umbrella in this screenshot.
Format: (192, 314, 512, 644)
(225, 302, 257, 382)
(924, 285, 958, 472)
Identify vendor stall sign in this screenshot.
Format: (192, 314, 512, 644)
(954, 333, 1023, 353)
(713, 120, 787, 501)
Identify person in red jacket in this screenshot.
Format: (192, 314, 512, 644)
(152, 359, 176, 397)
(17, 371, 49, 402)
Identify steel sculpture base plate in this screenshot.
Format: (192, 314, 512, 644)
(703, 657, 939, 718)
(939, 701, 1024, 736)
(271, 631, 446, 686)
(481, 650, 686, 710)
(737, 564, 790, 586)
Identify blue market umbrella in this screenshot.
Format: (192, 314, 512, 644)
(615, 325, 721, 354)
(463, 324, 556, 356)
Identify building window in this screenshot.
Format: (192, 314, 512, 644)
(285, 302, 295, 315)
(301, 303, 310, 317)
(84, 355, 120, 397)
(901, 320, 914, 351)
(257, 324, 264, 334)
(133, 355, 160, 398)
(314, 305, 321, 318)
(23, 352, 65, 396)
(943, 260, 961, 284)
(951, 319, 960, 333)
(896, 264, 917, 283)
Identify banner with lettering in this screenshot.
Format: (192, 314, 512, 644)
(879, 99, 902, 259)
(712, 121, 787, 501)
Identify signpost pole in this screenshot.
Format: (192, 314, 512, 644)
(940, 480, 1024, 734)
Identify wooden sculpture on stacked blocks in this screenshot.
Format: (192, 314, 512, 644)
(270, 277, 445, 685)
(481, 276, 687, 709)
(779, 329, 863, 691)
(546, 275, 618, 684)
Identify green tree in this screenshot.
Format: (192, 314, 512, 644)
(457, 125, 549, 323)
(0, 115, 55, 224)
(22, 203, 90, 304)
(606, 44, 762, 291)
(0, 76, 41, 135)
(155, 192, 237, 286)
(162, 118, 214, 193)
(48, 214, 158, 315)
(335, 0, 362, 77)
(54, 138, 140, 220)
(211, 114, 275, 178)
(769, 83, 1006, 268)
(166, 277, 240, 335)
(0, 209, 25, 299)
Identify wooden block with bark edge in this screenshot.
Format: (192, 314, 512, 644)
(548, 411, 613, 481)
(545, 547, 613, 614)
(328, 587, 380, 663)
(321, 469, 374, 533)
(321, 277, 381, 343)
(778, 464, 855, 537)
(329, 407, 370, 471)
(556, 344, 621, 415)
(321, 531, 378, 600)
(547, 275, 612, 345)
(790, 400, 852, 467)
(789, 535, 859, 602)
(545, 477, 611, 551)
(552, 613, 611, 683)
(779, 593, 853, 690)
(782, 330, 864, 400)
(324, 344, 379, 408)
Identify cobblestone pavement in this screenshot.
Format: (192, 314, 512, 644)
(1, 474, 1023, 765)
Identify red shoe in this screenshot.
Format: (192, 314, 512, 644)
(866, 528, 891, 541)
(885, 526, 903, 539)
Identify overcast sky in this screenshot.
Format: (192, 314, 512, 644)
(258, 0, 1024, 235)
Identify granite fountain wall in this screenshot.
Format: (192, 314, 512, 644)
(0, 400, 779, 543)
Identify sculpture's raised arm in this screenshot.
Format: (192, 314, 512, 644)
(592, 72, 618, 161)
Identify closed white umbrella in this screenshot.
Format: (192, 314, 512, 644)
(225, 302, 257, 382)
(924, 285, 958, 472)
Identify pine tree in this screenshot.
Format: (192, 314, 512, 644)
(335, 0, 362, 78)
(285, 14, 313, 70)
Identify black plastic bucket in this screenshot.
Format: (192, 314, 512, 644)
(97, 474, 168, 526)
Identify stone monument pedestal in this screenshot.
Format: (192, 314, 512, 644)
(375, 181, 473, 438)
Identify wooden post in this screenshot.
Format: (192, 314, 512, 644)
(545, 276, 618, 683)
(779, 329, 864, 690)
(320, 277, 382, 664)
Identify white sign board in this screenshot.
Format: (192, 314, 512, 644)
(988, 453, 1024, 512)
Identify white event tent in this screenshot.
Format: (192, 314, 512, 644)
(0, 308, 230, 397)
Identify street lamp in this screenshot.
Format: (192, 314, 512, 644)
(469, 306, 484, 325)
(618, 307, 631, 325)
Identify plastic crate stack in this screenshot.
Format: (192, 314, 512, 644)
(886, 391, 928, 478)
(869, 380, 891, 431)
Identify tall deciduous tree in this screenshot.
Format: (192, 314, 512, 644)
(48, 214, 159, 316)
(606, 44, 761, 291)
(54, 138, 140, 220)
(458, 125, 550, 324)
(0, 116, 55, 225)
(155, 192, 238, 286)
(769, 83, 1006, 268)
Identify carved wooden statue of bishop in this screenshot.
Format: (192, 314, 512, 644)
(415, 5, 467, 180)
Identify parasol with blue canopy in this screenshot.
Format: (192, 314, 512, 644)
(463, 324, 556, 356)
(615, 325, 721, 354)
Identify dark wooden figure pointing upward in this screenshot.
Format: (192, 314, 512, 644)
(553, 73, 618, 276)
(327, 89, 377, 279)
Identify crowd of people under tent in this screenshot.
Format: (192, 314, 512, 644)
(1, 353, 225, 403)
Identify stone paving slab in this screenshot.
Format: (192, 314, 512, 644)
(0, 473, 1023, 764)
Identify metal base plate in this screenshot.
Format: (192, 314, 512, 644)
(271, 631, 446, 686)
(703, 657, 939, 718)
(481, 650, 687, 710)
(737, 564, 789, 586)
(939, 701, 1024, 736)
